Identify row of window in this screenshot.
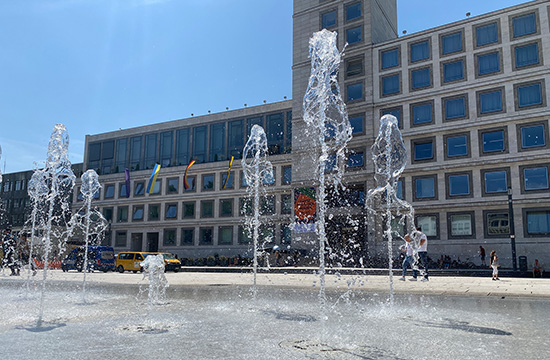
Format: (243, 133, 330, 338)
(1, 179, 27, 193)
(320, 2, 363, 45)
(413, 207, 550, 240)
(79, 166, 292, 201)
(104, 194, 293, 223)
(113, 223, 292, 248)
(379, 80, 546, 129)
(379, 9, 542, 71)
(410, 121, 549, 165)
(87, 111, 292, 175)
(397, 163, 550, 203)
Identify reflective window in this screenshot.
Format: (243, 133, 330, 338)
(517, 83, 542, 108)
(193, 126, 207, 163)
(416, 215, 437, 237)
(411, 102, 432, 125)
(260, 196, 275, 215)
(103, 207, 113, 222)
(415, 177, 435, 199)
(411, 67, 431, 90)
(526, 210, 550, 235)
(201, 200, 214, 218)
(447, 135, 468, 158)
(119, 183, 128, 199)
(101, 140, 114, 175)
(347, 83, 363, 102)
(441, 31, 462, 55)
(524, 167, 549, 190)
(160, 131, 173, 167)
(381, 74, 400, 96)
(88, 142, 101, 170)
(448, 174, 470, 196)
(346, 2, 361, 21)
(184, 176, 196, 191)
(521, 124, 546, 148)
(484, 170, 508, 194)
(267, 113, 284, 155)
(281, 194, 292, 214)
(167, 178, 178, 194)
(413, 141, 433, 161)
(321, 10, 337, 29)
(221, 172, 234, 189)
(199, 227, 213, 246)
(346, 57, 363, 77)
(163, 229, 176, 246)
(410, 40, 429, 63)
(381, 48, 399, 69)
(117, 206, 128, 222)
(219, 227, 233, 245)
(202, 174, 214, 191)
(176, 128, 190, 166)
(349, 115, 363, 134)
(515, 42, 539, 68)
(477, 52, 500, 76)
(210, 123, 226, 162)
(130, 136, 142, 171)
(144, 133, 157, 170)
(396, 180, 403, 200)
(238, 226, 252, 244)
(165, 204, 177, 219)
(443, 59, 464, 83)
(282, 166, 292, 185)
(479, 89, 503, 114)
(181, 228, 194, 246)
(476, 22, 498, 46)
(183, 202, 195, 218)
(104, 184, 115, 199)
(219, 199, 233, 217)
(482, 130, 505, 153)
(346, 26, 362, 44)
(512, 12, 537, 38)
(151, 179, 161, 195)
(134, 182, 145, 196)
(228, 120, 244, 159)
(348, 152, 364, 168)
(148, 204, 159, 221)
(115, 138, 128, 172)
(487, 212, 509, 236)
(450, 214, 473, 236)
(444, 97, 466, 120)
(132, 206, 144, 221)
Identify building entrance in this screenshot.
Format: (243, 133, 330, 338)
(147, 232, 159, 252)
(131, 233, 143, 251)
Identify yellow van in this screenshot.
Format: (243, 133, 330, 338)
(154, 253, 182, 272)
(115, 252, 153, 273)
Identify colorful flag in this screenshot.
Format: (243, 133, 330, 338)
(124, 169, 130, 198)
(184, 160, 196, 190)
(222, 156, 234, 189)
(146, 163, 161, 194)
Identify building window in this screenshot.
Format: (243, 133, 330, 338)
(321, 9, 337, 29)
(219, 198, 234, 217)
(484, 211, 510, 237)
(349, 114, 364, 134)
(165, 203, 177, 220)
(380, 107, 402, 128)
(409, 39, 430, 63)
(441, 30, 463, 55)
(480, 128, 507, 154)
(482, 168, 509, 195)
(221, 172, 234, 190)
(209, 123, 226, 162)
(282, 224, 292, 245)
(163, 229, 176, 246)
(478, 88, 504, 115)
(132, 205, 144, 221)
(345, 2, 361, 22)
(518, 122, 547, 150)
(512, 12, 537, 38)
(193, 126, 207, 163)
(143, 133, 157, 170)
(282, 166, 292, 185)
(238, 226, 252, 244)
(514, 41, 540, 69)
(522, 165, 549, 191)
(117, 206, 128, 223)
(516, 81, 544, 109)
(181, 228, 194, 246)
(219, 227, 233, 245)
(346, 82, 363, 102)
(413, 175, 437, 200)
(445, 133, 469, 159)
(260, 196, 276, 215)
(240, 197, 252, 216)
(160, 131, 173, 167)
(129, 136, 142, 171)
(167, 178, 179, 194)
(134, 181, 145, 197)
(184, 176, 196, 192)
(202, 174, 215, 191)
(346, 25, 362, 45)
(228, 120, 244, 159)
(381, 47, 399, 70)
(201, 200, 214, 218)
(104, 184, 115, 199)
(199, 227, 213, 246)
(115, 231, 127, 247)
(448, 212, 474, 238)
(524, 209, 550, 236)
(345, 56, 364, 78)
(475, 21, 499, 47)
(442, 58, 465, 83)
(410, 66, 431, 90)
(347, 151, 364, 169)
(412, 138, 434, 162)
(103, 207, 113, 222)
(476, 51, 500, 76)
(415, 214, 439, 238)
(443, 95, 467, 121)
(410, 101, 433, 126)
(183, 201, 195, 219)
(266, 112, 284, 155)
(148, 204, 160, 221)
(381, 73, 400, 96)
(396, 179, 404, 200)
(176, 128, 190, 166)
(446, 172, 471, 198)
(281, 194, 292, 215)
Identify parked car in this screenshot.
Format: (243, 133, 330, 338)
(115, 251, 153, 273)
(61, 246, 115, 272)
(155, 253, 182, 272)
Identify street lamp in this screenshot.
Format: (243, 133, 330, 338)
(507, 187, 517, 272)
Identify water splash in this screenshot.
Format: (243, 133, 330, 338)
(366, 115, 417, 304)
(242, 124, 274, 297)
(302, 29, 352, 305)
(140, 254, 169, 310)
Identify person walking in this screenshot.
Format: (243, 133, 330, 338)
(490, 250, 500, 281)
(479, 246, 486, 266)
(411, 226, 429, 282)
(398, 234, 414, 281)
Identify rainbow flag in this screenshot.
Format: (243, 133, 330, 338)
(184, 160, 196, 190)
(146, 163, 161, 194)
(222, 156, 234, 189)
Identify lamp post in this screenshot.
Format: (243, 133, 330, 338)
(507, 187, 517, 272)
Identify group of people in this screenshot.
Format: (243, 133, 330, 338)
(1, 228, 36, 276)
(398, 226, 429, 282)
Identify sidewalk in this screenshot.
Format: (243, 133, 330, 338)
(4, 268, 549, 298)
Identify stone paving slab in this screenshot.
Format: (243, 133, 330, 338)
(3, 269, 549, 298)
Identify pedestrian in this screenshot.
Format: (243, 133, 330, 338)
(3, 229, 19, 276)
(533, 259, 543, 278)
(411, 226, 429, 282)
(398, 234, 414, 281)
(490, 250, 500, 281)
(479, 246, 486, 266)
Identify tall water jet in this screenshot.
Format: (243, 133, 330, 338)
(302, 29, 352, 305)
(242, 125, 274, 296)
(37, 124, 76, 326)
(140, 254, 169, 310)
(366, 115, 416, 304)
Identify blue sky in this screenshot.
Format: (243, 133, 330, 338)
(0, 0, 527, 174)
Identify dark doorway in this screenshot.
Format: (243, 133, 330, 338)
(147, 232, 159, 252)
(131, 233, 143, 251)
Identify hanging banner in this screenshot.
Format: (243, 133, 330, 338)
(146, 163, 161, 194)
(294, 187, 316, 233)
(184, 160, 196, 190)
(124, 168, 131, 198)
(222, 156, 234, 189)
